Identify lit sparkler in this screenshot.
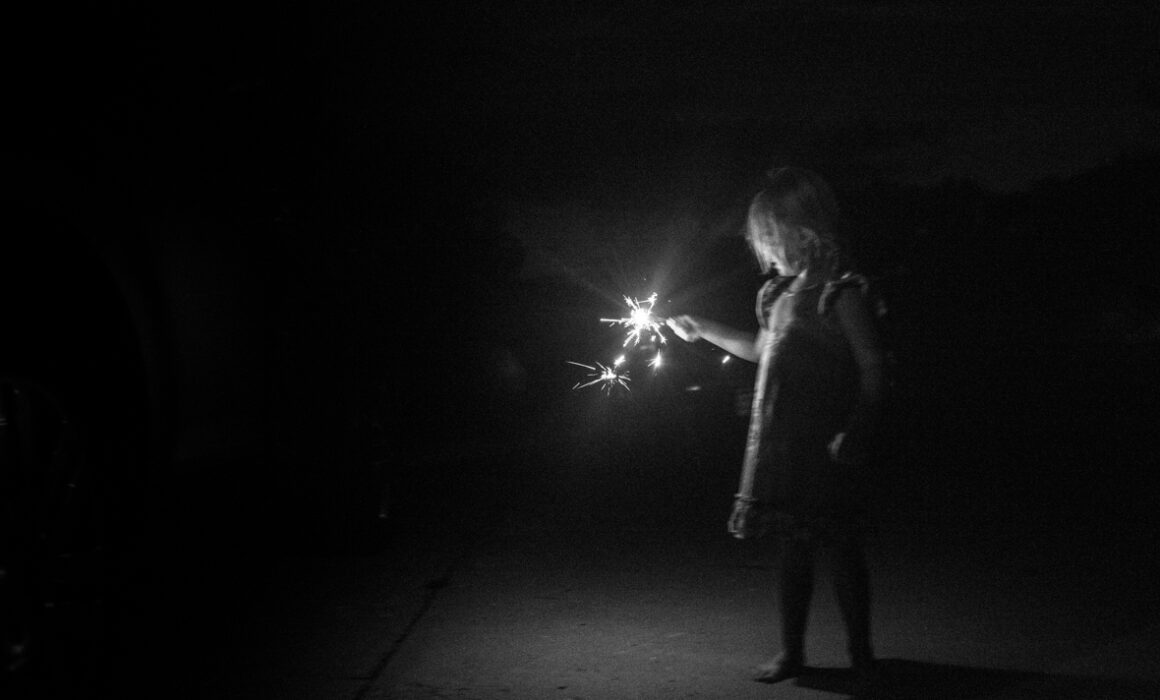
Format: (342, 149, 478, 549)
(600, 293, 667, 347)
(648, 351, 662, 369)
(567, 360, 631, 395)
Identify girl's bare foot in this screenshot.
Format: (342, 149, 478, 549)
(754, 652, 804, 683)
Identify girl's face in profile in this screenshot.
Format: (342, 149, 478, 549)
(757, 235, 796, 276)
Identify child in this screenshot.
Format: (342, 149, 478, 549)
(667, 167, 886, 692)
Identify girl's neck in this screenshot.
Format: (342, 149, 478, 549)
(791, 267, 816, 285)
(794, 258, 839, 283)
(787, 269, 819, 295)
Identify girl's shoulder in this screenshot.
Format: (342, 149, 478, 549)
(818, 271, 872, 316)
(757, 275, 797, 305)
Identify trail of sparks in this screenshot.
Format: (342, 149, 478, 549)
(600, 293, 667, 347)
(567, 360, 631, 395)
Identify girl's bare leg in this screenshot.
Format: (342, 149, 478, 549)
(829, 534, 877, 689)
(756, 536, 813, 682)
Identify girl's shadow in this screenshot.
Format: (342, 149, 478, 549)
(794, 659, 1159, 699)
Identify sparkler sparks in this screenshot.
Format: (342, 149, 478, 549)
(566, 292, 672, 397)
(567, 360, 631, 395)
(600, 293, 667, 347)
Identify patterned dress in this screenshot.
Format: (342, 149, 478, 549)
(739, 273, 873, 542)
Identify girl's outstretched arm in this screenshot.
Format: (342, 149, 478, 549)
(667, 315, 765, 363)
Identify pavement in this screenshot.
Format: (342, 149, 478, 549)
(198, 512, 1159, 700)
(122, 389, 1160, 700)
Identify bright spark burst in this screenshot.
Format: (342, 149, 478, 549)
(600, 293, 667, 347)
(649, 351, 662, 369)
(567, 361, 631, 395)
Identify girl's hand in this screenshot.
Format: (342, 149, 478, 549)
(727, 496, 770, 539)
(666, 315, 703, 342)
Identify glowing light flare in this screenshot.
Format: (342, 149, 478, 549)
(649, 351, 662, 369)
(567, 360, 631, 395)
(600, 293, 667, 347)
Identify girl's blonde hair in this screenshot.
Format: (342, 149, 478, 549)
(746, 167, 846, 275)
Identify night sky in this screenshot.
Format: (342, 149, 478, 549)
(386, 1, 1160, 276)
(16, 1, 1159, 277)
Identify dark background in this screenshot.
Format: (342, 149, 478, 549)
(4, 1, 1159, 697)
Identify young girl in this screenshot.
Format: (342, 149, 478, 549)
(668, 167, 885, 691)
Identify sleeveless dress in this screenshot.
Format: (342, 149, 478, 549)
(740, 273, 872, 542)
